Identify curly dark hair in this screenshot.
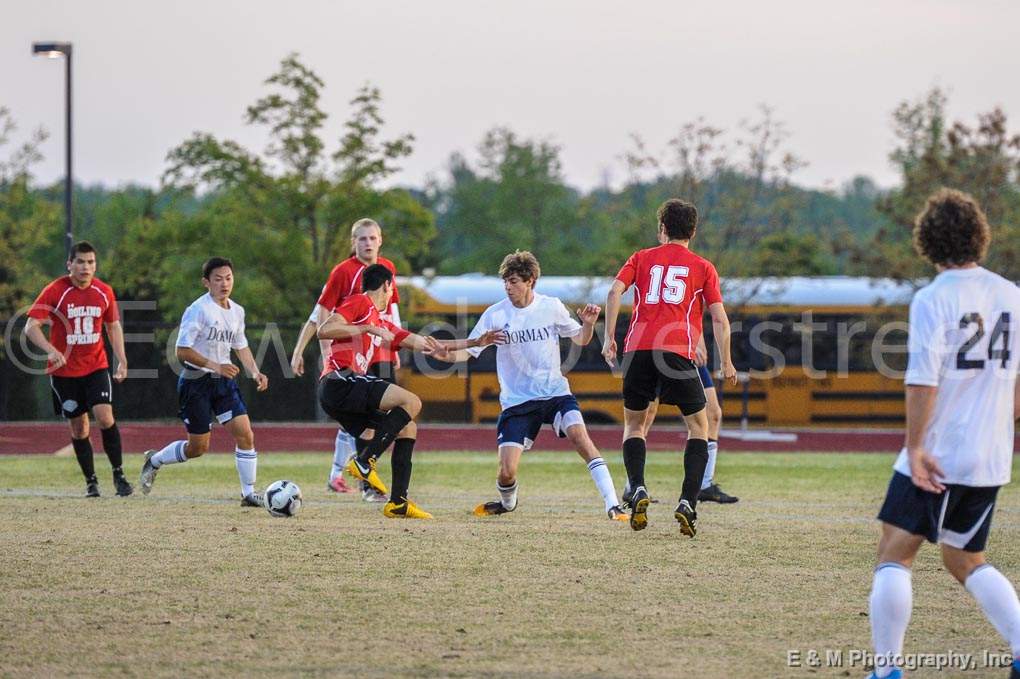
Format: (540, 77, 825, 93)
(657, 199, 698, 240)
(913, 188, 990, 267)
(498, 250, 541, 282)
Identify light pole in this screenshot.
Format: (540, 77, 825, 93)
(32, 41, 73, 258)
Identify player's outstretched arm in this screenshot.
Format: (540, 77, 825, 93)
(106, 320, 129, 382)
(23, 317, 67, 370)
(572, 304, 601, 346)
(176, 346, 239, 379)
(602, 280, 626, 366)
(291, 304, 330, 376)
(234, 346, 269, 392)
(708, 302, 737, 385)
(431, 329, 507, 363)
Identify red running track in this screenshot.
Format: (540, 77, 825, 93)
(0, 421, 943, 455)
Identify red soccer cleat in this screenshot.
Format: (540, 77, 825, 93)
(327, 475, 355, 494)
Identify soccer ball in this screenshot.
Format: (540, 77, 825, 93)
(264, 480, 303, 517)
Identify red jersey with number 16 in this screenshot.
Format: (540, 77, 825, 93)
(614, 243, 722, 359)
(27, 276, 120, 377)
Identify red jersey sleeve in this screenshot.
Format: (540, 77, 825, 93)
(27, 281, 61, 321)
(316, 263, 351, 311)
(703, 263, 722, 305)
(100, 282, 120, 322)
(615, 252, 639, 288)
(379, 258, 400, 304)
(335, 295, 373, 324)
(382, 319, 411, 350)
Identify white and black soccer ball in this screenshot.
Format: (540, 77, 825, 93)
(264, 480, 303, 518)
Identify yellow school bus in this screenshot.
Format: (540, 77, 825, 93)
(396, 275, 916, 427)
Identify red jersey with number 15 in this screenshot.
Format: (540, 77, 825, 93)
(27, 276, 120, 377)
(614, 243, 722, 358)
(320, 294, 410, 378)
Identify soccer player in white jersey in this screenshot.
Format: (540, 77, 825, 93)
(432, 251, 629, 521)
(866, 189, 1020, 679)
(139, 258, 269, 506)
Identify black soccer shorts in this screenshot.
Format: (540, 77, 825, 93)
(317, 370, 392, 438)
(50, 368, 113, 418)
(622, 350, 707, 415)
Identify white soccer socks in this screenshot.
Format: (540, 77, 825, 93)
(966, 564, 1020, 658)
(587, 457, 620, 511)
(235, 447, 258, 498)
(701, 439, 719, 490)
(497, 480, 518, 511)
(869, 562, 912, 679)
(331, 429, 356, 481)
(150, 440, 188, 468)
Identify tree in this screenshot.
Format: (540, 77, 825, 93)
(432, 128, 584, 274)
(158, 54, 435, 321)
(856, 88, 1020, 280)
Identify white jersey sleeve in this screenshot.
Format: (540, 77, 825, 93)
(176, 303, 204, 349)
(231, 304, 249, 350)
(553, 299, 582, 338)
(904, 292, 948, 387)
(466, 308, 493, 358)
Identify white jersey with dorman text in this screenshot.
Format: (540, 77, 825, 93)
(176, 293, 249, 372)
(467, 293, 583, 410)
(894, 267, 1020, 487)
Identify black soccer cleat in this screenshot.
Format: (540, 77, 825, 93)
(698, 483, 738, 504)
(473, 500, 514, 517)
(629, 486, 650, 531)
(674, 499, 698, 537)
(113, 473, 134, 497)
(240, 492, 264, 508)
(85, 478, 100, 498)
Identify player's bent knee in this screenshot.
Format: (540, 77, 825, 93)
(940, 545, 985, 584)
(398, 421, 417, 439)
(186, 436, 210, 458)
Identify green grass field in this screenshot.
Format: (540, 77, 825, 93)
(2, 451, 1020, 678)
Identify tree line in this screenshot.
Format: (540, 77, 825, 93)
(3, 54, 1020, 329)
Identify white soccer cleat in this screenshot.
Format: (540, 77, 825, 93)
(139, 449, 158, 495)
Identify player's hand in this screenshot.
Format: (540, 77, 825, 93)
(47, 348, 68, 370)
(253, 372, 269, 392)
(576, 304, 601, 326)
(908, 448, 945, 493)
(290, 354, 304, 377)
(393, 352, 401, 370)
(602, 338, 617, 367)
(216, 363, 240, 379)
(722, 361, 737, 385)
(477, 329, 507, 347)
(694, 344, 708, 367)
(368, 326, 395, 343)
(113, 362, 128, 383)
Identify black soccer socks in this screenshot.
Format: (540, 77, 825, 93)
(359, 407, 413, 463)
(681, 438, 710, 509)
(71, 436, 96, 481)
(389, 438, 415, 503)
(622, 437, 647, 489)
(100, 423, 124, 473)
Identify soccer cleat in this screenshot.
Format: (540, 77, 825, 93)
(607, 505, 629, 522)
(344, 457, 388, 496)
(383, 499, 433, 519)
(139, 450, 158, 495)
(674, 499, 698, 537)
(621, 484, 659, 510)
(698, 483, 739, 504)
(113, 473, 134, 497)
(629, 486, 650, 531)
(362, 487, 388, 503)
(85, 478, 100, 498)
(473, 500, 514, 517)
(326, 475, 354, 493)
(240, 492, 264, 508)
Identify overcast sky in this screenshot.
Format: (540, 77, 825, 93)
(3, 0, 1019, 193)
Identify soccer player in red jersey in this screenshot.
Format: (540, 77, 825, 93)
(602, 199, 737, 535)
(315, 264, 457, 518)
(24, 241, 132, 497)
(291, 218, 402, 500)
